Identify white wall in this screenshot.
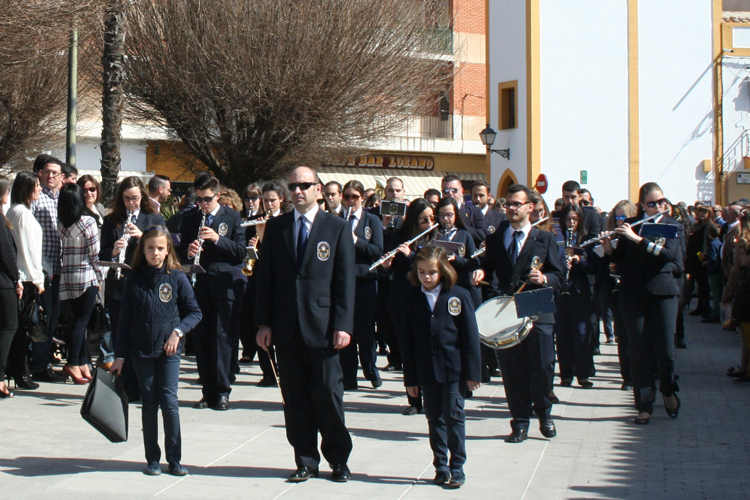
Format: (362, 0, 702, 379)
(487, 0, 527, 195)
(721, 58, 750, 171)
(76, 140, 148, 172)
(539, 0, 629, 210)
(638, 0, 714, 204)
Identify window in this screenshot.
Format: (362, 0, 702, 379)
(498, 81, 518, 130)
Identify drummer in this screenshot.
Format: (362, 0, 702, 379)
(470, 184, 564, 443)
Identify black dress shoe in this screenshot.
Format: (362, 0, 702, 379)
(382, 364, 401, 372)
(592, 348, 601, 355)
(547, 391, 560, 404)
(330, 464, 351, 482)
(539, 419, 557, 438)
(168, 463, 189, 476)
(288, 466, 319, 482)
(634, 413, 651, 425)
(193, 399, 211, 409)
(213, 396, 230, 411)
(371, 378, 383, 389)
(433, 470, 451, 485)
(504, 429, 528, 443)
(578, 378, 594, 389)
(257, 377, 277, 387)
(31, 367, 64, 383)
(675, 339, 687, 349)
(447, 473, 465, 488)
(489, 368, 501, 377)
(560, 378, 573, 387)
(343, 383, 358, 391)
(621, 382, 633, 391)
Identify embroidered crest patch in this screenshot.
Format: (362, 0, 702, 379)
(458, 244, 466, 257)
(364, 226, 372, 240)
(218, 222, 228, 236)
(317, 241, 331, 261)
(488, 225, 496, 234)
(159, 283, 173, 303)
(448, 297, 461, 316)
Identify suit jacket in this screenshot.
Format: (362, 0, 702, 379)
(610, 215, 683, 296)
(0, 215, 19, 289)
(177, 205, 246, 299)
(351, 210, 384, 281)
(553, 207, 601, 237)
(402, 285, 481, 386)
(100, 211, 166, 300)
(471, 220, 565, 323)
(255, 209, 356, 348)
(458, 203, 487, 246)
(482, 208, 506, 236)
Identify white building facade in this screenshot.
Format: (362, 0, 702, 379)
(487, 0, 720, 209)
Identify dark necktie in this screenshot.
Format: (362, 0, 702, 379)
(205, 214, 215, 228)
(508, 230, 522, 264)
(297, 217, 309, 263)
(350, 214, 357, 231)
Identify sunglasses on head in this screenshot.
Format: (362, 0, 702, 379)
(645, 198, 668, 208)
(196, 194, 216, 204)
(288, 182, 315, 192)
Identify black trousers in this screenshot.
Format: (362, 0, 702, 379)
(67, 287, 97, 366)
(0, 288, 19, 382)
(238, 278, 274, 378)
(421, 381, 466, 474)
(340, 280, 380, 387)
(610, 292, 631, 385)
(376, 279, 400, 367)
(132, 353, 181, 466)
(6, 285, 36, 381)
(229, 272, 246, 378)
(619, 292, 679, 414)
(555, 294, 594, 380)
(390, 300, 422, 411)
(276, 327, 352, 469)
(193, 293, 234, 402)
(497, 323, 554, 432)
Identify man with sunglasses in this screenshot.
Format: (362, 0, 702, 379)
(469, 184, 564, 444)
(178, 173, 245, 411)
(255, 166, 356, 483)
(28, 157, 66, 382)
(441, 174, 487, 247)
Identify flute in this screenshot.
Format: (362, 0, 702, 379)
(240, 219, 267, 227)
(369, 223, 438, 271)
(579, 210, 669, 247)
(470, 216, 549, 259)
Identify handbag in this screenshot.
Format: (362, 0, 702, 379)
(80, 367, 129, 443)
(22, 289, 47, 343)
(87, 292, 111, 337)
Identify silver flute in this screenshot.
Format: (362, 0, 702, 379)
(240, 219, 267, 227)
(115, 210, 136, 280)
(191, 212, 207, 287)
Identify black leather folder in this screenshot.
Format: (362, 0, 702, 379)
(80, 367, 129, 443)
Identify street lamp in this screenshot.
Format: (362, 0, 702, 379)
(479, 124, 509, 160)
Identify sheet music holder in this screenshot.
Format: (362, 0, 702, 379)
(92, 261, 132, 271)
(181, 264, 206, 274)
(515, 287, 556, 318)
(640, 223, 679, 239)
(380, 201, 407, 217)
(245, 247, 259, 260)
(428, 240, 466, 257)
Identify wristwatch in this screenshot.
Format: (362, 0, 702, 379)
(174, 329, 184, 338)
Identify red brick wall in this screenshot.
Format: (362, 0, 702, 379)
(453, 0, 486, 34)
(451, 0, 485, 117)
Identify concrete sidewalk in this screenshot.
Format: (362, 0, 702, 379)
(1, 312, 748, 499)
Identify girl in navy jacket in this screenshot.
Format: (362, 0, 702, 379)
(111, 226, 201, 476)
(401, 246, 481, 489)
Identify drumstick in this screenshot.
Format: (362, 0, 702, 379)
(267, 349, 285, 405)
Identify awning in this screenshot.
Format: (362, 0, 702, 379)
(317, 168, 486, 200)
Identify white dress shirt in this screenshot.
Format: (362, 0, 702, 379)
(503, 222, 532, 256)
(293, 203, 320, 247)
(422, 283, 442, 312)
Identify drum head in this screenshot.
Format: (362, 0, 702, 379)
(475, 296, 527, 340)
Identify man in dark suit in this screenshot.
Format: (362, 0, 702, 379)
(552, 180, 601, 236)
(470, 184, 564, 443)
(441, 174, 486, 246)
(471, 181, 506, 236)
(255, 166, 356, 483)
(178, 173, 246, 411)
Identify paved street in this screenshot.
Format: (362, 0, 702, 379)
(1, 312, 748, 499)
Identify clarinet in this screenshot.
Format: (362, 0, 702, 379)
(561, 229, 573, 296)
(191, 212, 207, 287)
(115, 210, 136, 280)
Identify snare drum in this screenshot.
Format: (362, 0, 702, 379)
(475, 296, 535, 350)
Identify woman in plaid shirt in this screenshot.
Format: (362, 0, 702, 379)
(57, 184, 103, 384)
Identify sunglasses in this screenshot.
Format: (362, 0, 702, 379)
(442, 188, 459, 195)
(288, 182, 315, 192)
(645, 198, 668, 208)
(343, 193, 360, 201)
(244, 196, 260, 202)
(84, 187, 97, 193)
(615, 215, 627, 221)
(196, 194, 217, 204)
(418, 215, 435, 224)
